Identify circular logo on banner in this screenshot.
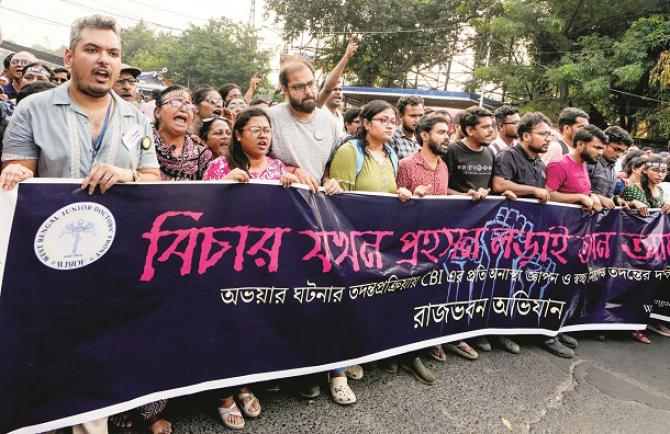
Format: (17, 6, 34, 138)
(34, 202, 116, 270)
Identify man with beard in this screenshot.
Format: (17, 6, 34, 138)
(1, 15, 162, 433)
(2, 15, 160, 193)
(390, 95, 424, 159)
(589, 126, 633, 209)
(492, 112, 552, 202)
(2, 51, 37, 100)
(490, 105, 520, 155)
(112, 63, 141, 105)
(443, 105, 495, 200)
(396, 113, 450, 196)
(546, 124, 606, 212)
(541, 107, 590, 165)
(266, 57, 342, 194)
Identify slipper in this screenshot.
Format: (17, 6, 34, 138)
(444, 341, 478, 360)
(217, 401, 245, 430)
(648, 322, 670, 337)
(236, 392, 261, 418)
(632, 330, 651, 344)
(345, 364, 364, 380)
(428, 345, 447, 362)
(328, 373, 356, 405)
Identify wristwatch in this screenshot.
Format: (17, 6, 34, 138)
(131, 169, 141, 182)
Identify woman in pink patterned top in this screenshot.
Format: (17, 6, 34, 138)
(203, 107, 297, 187)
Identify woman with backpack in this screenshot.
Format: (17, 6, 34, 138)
(329, 99, 412, 201)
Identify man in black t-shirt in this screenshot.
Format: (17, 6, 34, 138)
(492, 112, 552, 200)
(444, 105, 496, 199)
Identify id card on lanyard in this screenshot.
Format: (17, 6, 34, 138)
(66, 96, 114, 178)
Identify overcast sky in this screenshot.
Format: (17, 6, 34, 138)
(0, 0, 281, 50)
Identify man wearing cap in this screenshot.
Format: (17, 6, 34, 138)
(113, 63, 141, 105)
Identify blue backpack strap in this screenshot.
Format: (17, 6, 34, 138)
(351, 139, 366, 177)
(386, 145, 399, 176)
(351, 140, 399, 177)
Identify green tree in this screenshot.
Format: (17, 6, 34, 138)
(120, 18, 271, 89)
(266, 0, 474, 88)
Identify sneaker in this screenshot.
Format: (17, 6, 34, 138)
(380, 358, 398, 374)
(543, 337, 575, 358)
(297, 384, 320, 399)
(400, 356, 436, 385)
(559, 333, 578, 349)
(472, 336, 491, 352)
(495, 336, 520, 354)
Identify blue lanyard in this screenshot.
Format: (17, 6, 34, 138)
(92, 96, 114, 156)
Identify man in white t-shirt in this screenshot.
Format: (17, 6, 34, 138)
(267, 57, 343, 194)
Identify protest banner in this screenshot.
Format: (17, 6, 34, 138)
(1, 180, 668, 433)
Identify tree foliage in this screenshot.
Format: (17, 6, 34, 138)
(266, 0, 476, 87)
(120, 18, 270, 89)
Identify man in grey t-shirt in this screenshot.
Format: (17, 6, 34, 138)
(267, 58, 342, 194)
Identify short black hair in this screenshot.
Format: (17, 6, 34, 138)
(558, 107, 589, 130)
(459, 105, 492, 137)
(3, 53, 14, 70)
(16, 81, 57, 105)
(343, 107, 361, 124)
(396, 95, 424, 115)
(415, 113, 450, 143)
(604, 126, 633, 146)
(574, 124, 607, 145)
(52, 67, 70, 79)
(494, 104, 519, 125)
(517, 112, 552, 137)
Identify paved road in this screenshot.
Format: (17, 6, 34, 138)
(126, 333, 670, 434)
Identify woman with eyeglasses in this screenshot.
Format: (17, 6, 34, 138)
(226, 97, 248, 115)
(191, 86, 226, 136)
(621, 155, 670, 343)
(326, 100, 413, 404)
(203, 107, 296, 186)
(199, 116, 233, 159)
(201, 107, 295, 430)
(329, 99, 412, 200)
(153, 85, 212, 181)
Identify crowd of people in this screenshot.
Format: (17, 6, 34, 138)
(1, 14, 669, 434)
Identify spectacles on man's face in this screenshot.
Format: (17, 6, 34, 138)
(648, 168, 669, 175)
(288, 80, 316, 93)
(161, 99, 195, 112)
(206, 95, 223, 106)
(116, 78, 137, 85)
(244, 126, 272, 136)
(10, 58, 30, 66)
(371, 117, 396, 126)
(531, 131, 552, 139)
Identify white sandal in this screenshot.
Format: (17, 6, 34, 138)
(217, 401, 245, 430)
(237, 392, 261, 418)
(345, 364, 364, 380)
(328, 374, 356, 405)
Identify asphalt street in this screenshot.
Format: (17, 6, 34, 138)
(115, 333, 670, 434)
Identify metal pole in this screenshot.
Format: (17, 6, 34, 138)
(479, 34, 492, 107)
